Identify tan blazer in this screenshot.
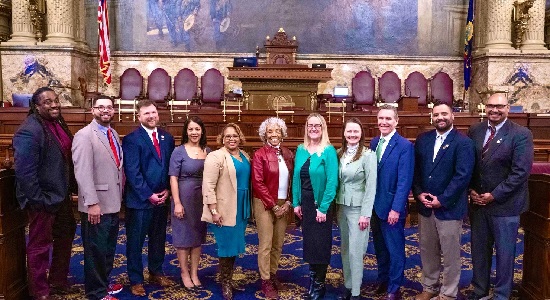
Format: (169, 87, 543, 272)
(201, 147, 250, 226)
(72, 119, 124, 214)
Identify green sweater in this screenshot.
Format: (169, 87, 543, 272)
(292, 144, 339, 214)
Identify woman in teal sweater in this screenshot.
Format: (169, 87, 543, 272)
(293, 113, 339, 300)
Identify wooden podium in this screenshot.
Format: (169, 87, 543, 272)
(228, 28, 332, 110)
(398, 96, 419, 112)
(0, 169, 28, 300)
(520, 171, 550, 300)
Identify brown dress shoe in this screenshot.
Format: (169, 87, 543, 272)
(130, 284, 146, 297)
(149, 275, 175, 287)
(415, 291, 437, 300)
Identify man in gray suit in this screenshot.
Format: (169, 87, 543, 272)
(72, 97, 124, 300)
(467, 93, 534, 300)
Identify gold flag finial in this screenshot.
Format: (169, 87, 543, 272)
(278, 27, 285, 33)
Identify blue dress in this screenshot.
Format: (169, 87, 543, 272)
(169, 146, 211, 248)
(209, 152, 251, 257)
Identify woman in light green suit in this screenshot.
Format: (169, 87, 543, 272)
(336, 118, 377, 300)
(292, 113, 339, 300)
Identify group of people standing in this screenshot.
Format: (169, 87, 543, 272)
(13, 86, 533, 300)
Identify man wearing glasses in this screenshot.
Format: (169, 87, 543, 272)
(72, 96, 124, 300)
(467, 93, 533, 300)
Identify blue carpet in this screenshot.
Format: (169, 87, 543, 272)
(64, 222, 523, 299)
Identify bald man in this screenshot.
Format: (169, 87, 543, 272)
(466, 93, 533, 300)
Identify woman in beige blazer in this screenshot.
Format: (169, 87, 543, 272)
(201, 123, 251, 300)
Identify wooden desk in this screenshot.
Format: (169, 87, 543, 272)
(228, 66, 332, 110)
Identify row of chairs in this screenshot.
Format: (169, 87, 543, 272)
(117, 67, 224, 107)
(321, 70, 454, 111)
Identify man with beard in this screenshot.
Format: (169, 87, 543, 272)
(412, 102, 475, 300)
(13, 87, 77, 300)
(122, 100, 175, 296)
(72, 96, 124, 300)
(466, 93, 533, 300)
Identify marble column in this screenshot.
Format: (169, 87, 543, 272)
(520, 0, 549, 52)
(417, 0, 433, 54)
(42, 0, 75, 45)
(546, 11, 550, 48)
(2, 0, 36, 45)
(484, 0, 517, 52)
(473, 0, 487, 53)
(74, 0, 87, 49)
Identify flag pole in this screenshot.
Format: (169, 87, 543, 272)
(96, 22, 100, 93)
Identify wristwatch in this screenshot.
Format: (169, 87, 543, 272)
(210, 208, 219, 215)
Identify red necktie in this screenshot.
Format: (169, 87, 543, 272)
(482, 125, 496, 159)
(152, 131, 161, 158)
(107, 129, 120, 167)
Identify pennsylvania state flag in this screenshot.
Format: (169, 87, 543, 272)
(463, 0, 474, 91)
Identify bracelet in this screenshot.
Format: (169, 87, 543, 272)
(210, 208, 219, 215)
(272, 205, 280, 212)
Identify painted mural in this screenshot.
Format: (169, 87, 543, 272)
(109, 0, 442, 55)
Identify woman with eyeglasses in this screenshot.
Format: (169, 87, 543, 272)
(169, 116, 210, 291)
(201, 123, 251, 300)
(293, 113, 339, 300)
(335, 118, 377, 300)
(252, 117, 294, 299)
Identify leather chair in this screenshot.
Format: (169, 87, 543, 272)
(352, 71, 376, 111)
(173, 68, 198, 101)
(200, 68, 224, 109)
(115, 68, 143, 121)
(118, 68, 143, 100)
(405, 71, 428, 106)
(379, 71, 401, 104)
(430, 71, 454, 106)
(146, 68, 171, 106)
(170, 68, 199, 121)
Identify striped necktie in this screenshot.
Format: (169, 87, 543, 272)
(482, 125, 496, 159)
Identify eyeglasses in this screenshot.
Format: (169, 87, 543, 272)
(93, 105, 114, 112)
(485, 104, 508, 110)
(307, 124, 322, 129)
(224, 134, 240, 140)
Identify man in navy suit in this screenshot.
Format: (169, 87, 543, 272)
(13, 87, 76, 300)
(123, 100, 176, 296)
(467, 93, 533, 300)
(368, 104, 414, 300)
(413, 102, 475, 300)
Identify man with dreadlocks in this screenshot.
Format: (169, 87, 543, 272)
(13, 87, 77, 300)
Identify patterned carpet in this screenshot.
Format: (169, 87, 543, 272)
(63, 221, 524, 299)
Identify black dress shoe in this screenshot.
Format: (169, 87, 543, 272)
(350, 296, 361, 300)
(337, 288, 351, 300)
(366, 283, 388, 295)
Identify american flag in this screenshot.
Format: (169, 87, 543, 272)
(98, 0, 111, 85)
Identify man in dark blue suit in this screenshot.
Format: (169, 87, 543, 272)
(412, 102, 475, 300)
(123, 100, 176, 296)
(368, 104, 414, 300)
(467, 93, 533, 300)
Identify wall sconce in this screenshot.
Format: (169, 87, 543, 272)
(512, 0, 535, 49)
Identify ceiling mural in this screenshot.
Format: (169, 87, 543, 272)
(92, 0, 467, 56)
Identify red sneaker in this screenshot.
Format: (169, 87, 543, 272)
(107, 283, 123, 295)
(101, 295, 118, 300)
